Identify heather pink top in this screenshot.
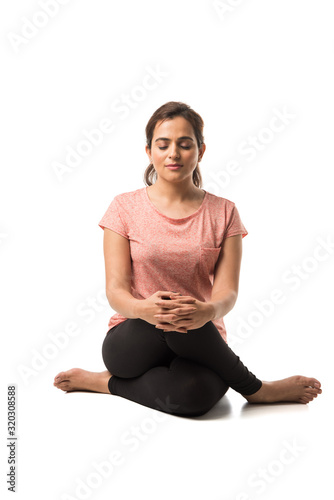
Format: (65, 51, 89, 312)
(98, 187, 248, 342)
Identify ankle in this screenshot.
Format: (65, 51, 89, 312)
(243, 382, 268, 403)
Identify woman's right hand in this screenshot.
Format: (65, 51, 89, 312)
(137, 290, 196, 333)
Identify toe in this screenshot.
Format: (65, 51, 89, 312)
(305, 388, 319, 396)
(54, 371, 67, 383)
(304, 377, 321, 389)
(299, 397, 309, 404)
(56, 381, 71, 391)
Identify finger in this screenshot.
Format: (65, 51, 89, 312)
(156, 317, 189, 327)
(155, 314, 191, 324)
(172, 307, 197, 316)
(155, 307, 196, 317)
(155, 300, 175, 308)
(170, 297, 196, 303)
(164, 318, 193, 329)
(154, 311, 196, 324)
(158, 291, 182, 298)
(155, 300, 196, 308)
(155, 315, 175, 324)
(156, 323, 187, 333)
(156, 294, 195, 302)
(171, 329, 188, 333)
(160, 325, 188, 333)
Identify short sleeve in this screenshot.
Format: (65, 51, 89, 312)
(224, 204, 248, 239)
(98, 197, 128, 239)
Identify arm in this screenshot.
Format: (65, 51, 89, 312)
(207, 234, 243, 321)
(103, 228, 140, 318)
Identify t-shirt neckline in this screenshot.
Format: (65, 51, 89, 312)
(144, 187, 208, 222)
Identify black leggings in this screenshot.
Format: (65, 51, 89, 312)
(102, 318, 262, 417)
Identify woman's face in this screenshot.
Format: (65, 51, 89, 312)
(146, 116, 205, 185)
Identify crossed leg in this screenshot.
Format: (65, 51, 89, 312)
(102, 319, 229, 416)
(54, 319, 322, 415)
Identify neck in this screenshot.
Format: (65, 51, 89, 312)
(149, 177, 200, 203)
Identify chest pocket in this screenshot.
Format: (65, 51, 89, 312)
(200, 247, 221, 276)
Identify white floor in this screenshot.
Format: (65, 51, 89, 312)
(3, 369, 331, 500)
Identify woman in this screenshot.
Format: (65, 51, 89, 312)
(54, 101, 322, 417)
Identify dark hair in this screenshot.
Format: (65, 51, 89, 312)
(143, 101, 204, 188)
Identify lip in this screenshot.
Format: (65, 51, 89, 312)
(166, 164, 183, 169)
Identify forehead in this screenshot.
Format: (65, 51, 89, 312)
(153, 116, 195, 139)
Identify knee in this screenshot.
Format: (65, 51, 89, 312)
(179, 372, 227, 417)
(102, 339, 123, 376)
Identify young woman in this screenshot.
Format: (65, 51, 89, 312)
(54, 101, 322, 417)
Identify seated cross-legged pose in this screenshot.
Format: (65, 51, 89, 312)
(54, 101, 322, 417)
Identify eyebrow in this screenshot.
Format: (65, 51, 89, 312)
(154, 136, 194, 143)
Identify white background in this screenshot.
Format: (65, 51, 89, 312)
(1, 1, 333, 499)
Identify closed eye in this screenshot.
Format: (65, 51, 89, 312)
(158, 146, 190, 150)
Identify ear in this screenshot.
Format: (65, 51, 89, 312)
(198, 143, 206, 161)
(145, 144, 152, 162)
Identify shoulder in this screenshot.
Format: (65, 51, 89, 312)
(204, 190, 236, 213)
(113, 187, 145, 206)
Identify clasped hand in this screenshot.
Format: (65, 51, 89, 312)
(152, 290, 213, 333)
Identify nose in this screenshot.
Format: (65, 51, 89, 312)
(168, 144, 181, 159)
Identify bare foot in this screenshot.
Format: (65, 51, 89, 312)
(243, 376, 322, 404)
(53, 368, 112, 394)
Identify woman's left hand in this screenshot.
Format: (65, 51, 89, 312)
(153, 295, 214, 332)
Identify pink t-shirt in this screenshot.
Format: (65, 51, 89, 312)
(98, 187, 248, 342)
